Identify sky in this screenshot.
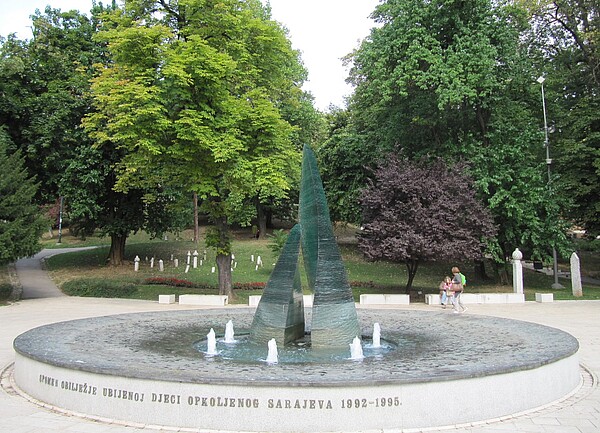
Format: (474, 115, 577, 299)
(0, 0, 380, 110)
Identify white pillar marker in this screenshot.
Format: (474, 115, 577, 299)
(571, 252, 583, 297)
(134, 256, 140, 272)
(512, 248, 523, 294)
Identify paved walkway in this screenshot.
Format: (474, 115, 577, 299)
(0, 250, 599, 433)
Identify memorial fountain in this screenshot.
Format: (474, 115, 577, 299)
(11, 146, 581, 432)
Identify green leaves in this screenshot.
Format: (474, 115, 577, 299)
(0, 130, 46, 264)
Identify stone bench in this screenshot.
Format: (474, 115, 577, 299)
(179, 295, 228, 306)
(158, 294, 176, 304)
(359, 294, 410, 305)
(248, 295, 314, 307)
(535, 293, 554, 303)
(426, 293, 525, 305)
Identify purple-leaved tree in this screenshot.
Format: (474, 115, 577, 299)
(358, 155, 497, 292)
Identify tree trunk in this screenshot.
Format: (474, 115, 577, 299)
(216, 253, 233, 299)
(404, 259, 419, 293)
(474, 259, 488, 280)
(213, 216, 234, 299)
(257, 202, 267, 239)
(108, 234, 127, 266)
(491, 261, 510, 285)
(193, 192, 199, 246)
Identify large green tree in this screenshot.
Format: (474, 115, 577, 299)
(85, 0, 307, 297)
(522, 0, 600, 237)
(0, 7, 103, 202)
(0, 128, 46, 264)
(1, 4, 182, 265)
(327, 0, 570, 268)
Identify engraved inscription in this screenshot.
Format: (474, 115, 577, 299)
(36, 371, 403, 411)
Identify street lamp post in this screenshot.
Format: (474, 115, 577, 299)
(57, 196, 63, 245)
(537, 76, 563, 289)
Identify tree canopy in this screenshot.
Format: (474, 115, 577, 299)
(0, 129, 46, 265)
(84, 0, 308, 296)
(358, 156, 497, 291)
(319, 0, 576, 270)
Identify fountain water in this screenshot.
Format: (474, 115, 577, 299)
(372, 322, 381, 348)
(266, 338, 278, 364)
(206, 328, 217, 355)
(224, 320, 235, 343)
(349, 336, 364, 360)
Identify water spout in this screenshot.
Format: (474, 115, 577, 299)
(224, 320, 235, 343)
(349, 336, 364, 360)
(206, 328, 217, 355)
(373, 323, 381, 348)
(266, 338, 278, 364)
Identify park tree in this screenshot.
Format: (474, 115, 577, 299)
(0, 128, 46, 265)
(85, 0, 306, 297)
(358, 155, 496, 292)
(0, 7, 106, 202)
(318, 107, 370, 224)
(322, 0, 572, 268)
(0, 3, 183, 265)
(520, 0, 600, 237)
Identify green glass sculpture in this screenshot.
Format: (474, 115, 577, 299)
(299, 145, 360, 348)
(249, 145, 360, 348)
(249, 224, 305, 345)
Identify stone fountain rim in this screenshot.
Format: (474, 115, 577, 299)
(13, 308, 579, 387)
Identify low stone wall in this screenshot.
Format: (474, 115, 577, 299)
(178, 294, 228, 306)
(426, 293, 525, 305)
(359, 294, 410, 305)
(535, 293, 554, 303)
(249, 295, 313, 307)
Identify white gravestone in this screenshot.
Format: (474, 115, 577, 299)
(174, 258, 178, 268)
(187, 251, 191, 265)
(570, 252, 583, 297)
(134, 256, 140, 272)
(150, 257, 154, 269)
(193, 250, 198, 269)
(512, 248, 524, 294)
(158, 260, 164, 272)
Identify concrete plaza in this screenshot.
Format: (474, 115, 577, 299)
(0, 250, 599, 432)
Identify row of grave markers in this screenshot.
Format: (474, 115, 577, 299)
(133, 251, 264, 273)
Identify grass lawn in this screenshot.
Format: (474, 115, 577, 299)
(42, 228, 600, 303)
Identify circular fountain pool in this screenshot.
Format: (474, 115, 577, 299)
(12, 308, 580, 432)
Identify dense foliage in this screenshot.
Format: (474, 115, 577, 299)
(358, 156, 496, 290)
(0, 129, 46, 264)
(83, 0, 310, 296)
(319, 0, 579, 268)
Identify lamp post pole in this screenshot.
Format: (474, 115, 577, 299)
(537, 76, 563, 289)
(57, 196, 63, 245)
